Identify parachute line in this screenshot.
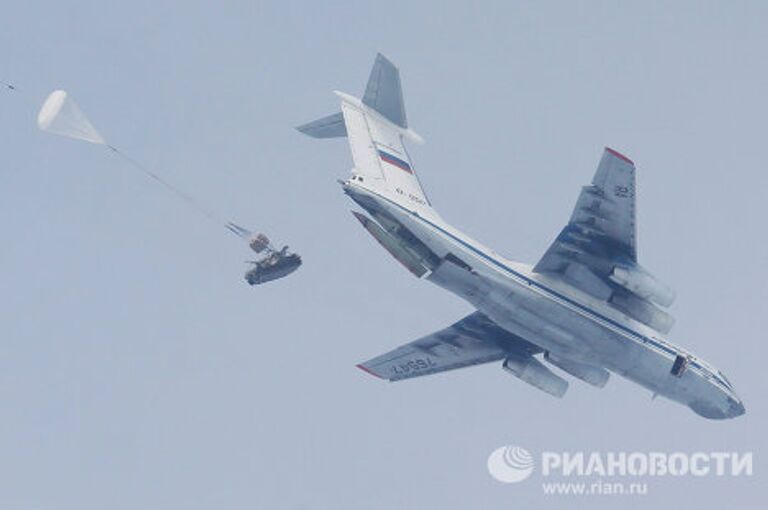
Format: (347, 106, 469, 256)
(107, 145, 226, 227)
(34, 88, 259, 243)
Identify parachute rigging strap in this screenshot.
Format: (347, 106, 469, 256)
(226, 222, 252, 239)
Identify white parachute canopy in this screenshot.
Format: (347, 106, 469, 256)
(37, 90, 105, 144)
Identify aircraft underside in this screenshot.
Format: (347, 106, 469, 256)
(345, 182, 739, 418)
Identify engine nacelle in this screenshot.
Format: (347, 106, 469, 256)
(544, 353, 610, 388)
(503, 353, 568, 398)
(609, 264, 676, 307)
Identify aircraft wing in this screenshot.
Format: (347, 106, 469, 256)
(534, 148, 675, 333)
(357, 312, 541, 381)
(535, 147, 636, 275)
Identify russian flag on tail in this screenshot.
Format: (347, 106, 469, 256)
(378, 149, 413, 174)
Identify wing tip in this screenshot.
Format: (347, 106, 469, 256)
(605, 147, 635, 166)
(356, 363, 386, 380)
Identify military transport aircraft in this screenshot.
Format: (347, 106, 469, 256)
(298, 54, 744, 419)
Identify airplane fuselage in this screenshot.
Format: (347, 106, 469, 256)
(344, 180, 744, 420)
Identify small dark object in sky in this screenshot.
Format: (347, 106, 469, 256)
(245, 247, 302, 285)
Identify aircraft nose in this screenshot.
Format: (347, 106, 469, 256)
(728, 399, 746, 418)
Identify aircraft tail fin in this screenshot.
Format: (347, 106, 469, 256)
(298, 53, 431, 211)
(296, 54, 409, 138)
(362, 53, 408, 128)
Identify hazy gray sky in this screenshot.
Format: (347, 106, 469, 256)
(1, 1, 765, 508)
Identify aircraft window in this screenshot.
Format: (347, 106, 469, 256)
(671, 355, 688, 377)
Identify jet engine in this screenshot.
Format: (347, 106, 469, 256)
(609, 264, 676, 307)
(502, 353, 568, 398)
(544, 352, 610, 388)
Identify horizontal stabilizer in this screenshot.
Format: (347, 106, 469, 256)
(296, 112, 347, 138)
